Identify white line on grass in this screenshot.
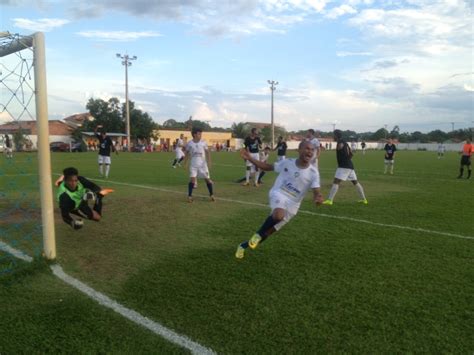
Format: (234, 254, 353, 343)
(50, 265, 216, 355)
(95, 179, 474, 241)
(0, 241, 33, 262)
(0, 241, 215, 355)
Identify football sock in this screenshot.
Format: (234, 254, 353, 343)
(99, 164, 103, 176)
(240, 241, 249, 249)
(93, 195, 103, 215)
(390, 165, 394, 174)
(257, 215, 278, 239)
(172, 159, 177, 166)
(459, 168, 464, 177)
(178, 157, 184, 164)
(384, 165, 388, 174)
(105, 164, 110, 177)
(258, 171, 265, 182)
(188, 182, 194, 197)
(468, 169, 471, 179)
(245, 170, 250, 183)
(328, 184, 339, 201)
(255, 172, 260, 184)
(355, 183, 366, 200)
(206, 182, 213, 195)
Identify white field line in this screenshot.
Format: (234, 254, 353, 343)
(95, 178, 474, 241)
(50, 265, 215, 355)
(0, 241, 215, 355)
(0, 241, 33, 262)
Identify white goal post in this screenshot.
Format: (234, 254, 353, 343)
(0, 31, 56, 260)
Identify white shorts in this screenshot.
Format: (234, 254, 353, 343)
(269, 191, 299, 231)
(384, 159, 394, 164)
(98, 155, 111, 165)
(5, 147, 12, 153)
(335, 168, 357, 181)
(277, 155, 285, 161)
(246, 152, 260, 172)
(175, 149, 185, 159)
(190, 165, 210, 179)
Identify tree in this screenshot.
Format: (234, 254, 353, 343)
(260, 126, 287, 144)
(126, 101, 159, 141)
(231, 122, 250, 138)
(371, 128, 389, 141)
(390, 125, 400, 139)
(84, 98, 124, 133)
(13, 128, 27, 151)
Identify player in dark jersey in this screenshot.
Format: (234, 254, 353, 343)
(94, 125, 117, 178)
(323, 129, 368, 205)
(242, 128, 262, 186)
(384, 138, 397, 175)
(56, 167, 112, 230)
(4, 134, 13, 159)
(274, 136, 287, 161)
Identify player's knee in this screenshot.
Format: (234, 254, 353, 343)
(351, 180, 358, 185)
(272, 209, 285, 222)
(246, 166, 251, 171)
(91, 211, 101, 221)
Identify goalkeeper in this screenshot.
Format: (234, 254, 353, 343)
(57, 167, 110, 230)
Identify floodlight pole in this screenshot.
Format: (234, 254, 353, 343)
(268, 80, 278, 149)
(117, 53, 137, 152)
(34, 32, 56, 260)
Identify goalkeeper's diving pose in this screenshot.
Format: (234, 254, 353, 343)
(56, 167, 112, 230)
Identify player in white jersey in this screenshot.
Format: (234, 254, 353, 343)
(172, 134, 185, 168)
(184, 128, 215, 203)
(235, 141, 324, 259)
(306, 129, 321, 169)
(437, 142, 445, 159)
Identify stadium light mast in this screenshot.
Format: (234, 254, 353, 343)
(116, 53, 137, 152)
(268, 80, 278, 149)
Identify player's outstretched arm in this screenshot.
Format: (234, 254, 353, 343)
(240, 149, 274, 171)
(312, 188, 323, 206)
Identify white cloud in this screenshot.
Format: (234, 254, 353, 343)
(337, 51, 373, 57)
(325, 4, 357, 19)
(13, 18, 69, 32)
(76, 30, 162, 41)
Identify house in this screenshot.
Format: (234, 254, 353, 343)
(0, 120, 74, 150)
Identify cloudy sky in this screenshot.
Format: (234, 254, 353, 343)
(1, 0, 472, 132)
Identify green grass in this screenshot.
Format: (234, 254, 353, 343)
(1, 149, 473, 353)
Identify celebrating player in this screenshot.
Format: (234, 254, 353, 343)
(94, 125, 117, 178)
(306, 129, 321, 169)
(235, 140, 323, 259)
(172, 134, 185, 168)
(323, 129, 368, 205)
(242, 128, 262, 187)
(384, 138, 397, 175)
(457, 139, 473, 179)
(274, 136, 287, 161)
(184, 127, 215, 203)
(56, 167, 112, 230)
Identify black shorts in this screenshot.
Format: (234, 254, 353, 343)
(461, 156, 471, 166)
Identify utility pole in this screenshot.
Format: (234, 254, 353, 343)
(451, 122, 455, 132)
(116, 53, 137, 152)
(267, 80, 278, 149)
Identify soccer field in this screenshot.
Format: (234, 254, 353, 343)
(1, 149, 473, 353)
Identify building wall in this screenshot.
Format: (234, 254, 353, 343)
(153, 129, 238, 148)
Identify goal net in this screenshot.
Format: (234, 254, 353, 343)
(0, 31, 56, 275)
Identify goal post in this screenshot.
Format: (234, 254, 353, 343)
(0, 31, 56, 260)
